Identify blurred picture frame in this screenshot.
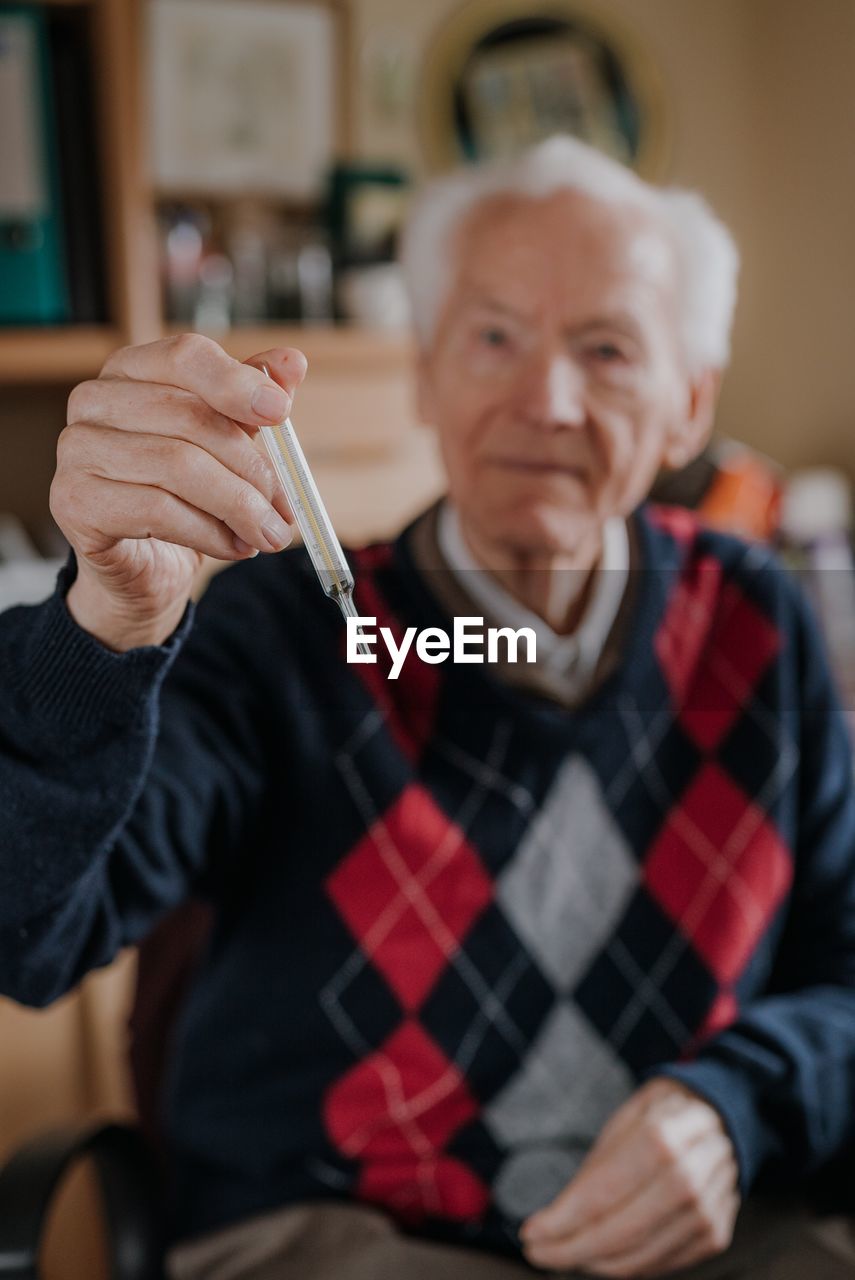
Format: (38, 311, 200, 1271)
(148, 0, 349, 200)
(419, 0, 669, 179)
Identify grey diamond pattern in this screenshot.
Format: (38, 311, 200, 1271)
(493, 1145, 587, 1220)
(484, 1001, 634, 1150)
(497, 754, 637, 991)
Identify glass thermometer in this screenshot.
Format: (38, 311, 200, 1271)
(257, 365, 369, 655)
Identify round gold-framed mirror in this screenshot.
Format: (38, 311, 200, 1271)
(418, 0, 670, 179)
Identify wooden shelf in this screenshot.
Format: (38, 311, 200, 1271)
(0, 324, 412, 387)
(170, 324, 413, 373)
(15, 0, 97, 7)
(0, 327, 123, 385)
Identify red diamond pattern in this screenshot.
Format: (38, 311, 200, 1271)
(679, 990, 740, 1060)
(648, 503, 702, 544)
(656, 569, 781, 751)
(644, 763, 792, 984)
(344, 551, 442, 762)
(324, 1020, 477, 1157)
(696, 990, 740, 1042)
(655, 553, 723, 706)
(326, 784, 493, 1011)
(358, 1155, 490, 1224)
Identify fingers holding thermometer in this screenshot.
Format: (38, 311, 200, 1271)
(62, 337, 308, 559)
(55, 336, 309, 651)
(99, 334, 305, 430)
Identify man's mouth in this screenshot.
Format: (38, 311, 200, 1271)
(487, 457, 589, 480)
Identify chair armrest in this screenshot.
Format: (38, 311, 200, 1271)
(0, 1122, 164, 1279)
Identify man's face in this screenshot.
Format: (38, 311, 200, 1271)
(417, 189, 712, 559)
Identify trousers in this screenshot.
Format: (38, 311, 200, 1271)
(167, 1198, 855, 1280)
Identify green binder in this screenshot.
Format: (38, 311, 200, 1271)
(0, 5, 70, 324)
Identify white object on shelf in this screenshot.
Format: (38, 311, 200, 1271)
(0, 559, 64, 610)
(780, 467, 852, 541)
(0, 513, 39, 562)
(339, 264, 410, 331)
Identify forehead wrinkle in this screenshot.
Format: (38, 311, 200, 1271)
(574, 311, 645, 339)
(456, 289, 536, 322)
(455, 196, 676, 298)
(452, 276, 668, 342)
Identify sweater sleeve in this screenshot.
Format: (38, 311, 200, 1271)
(0, 556, 272, 1007)
(654, 580, 855, 1195)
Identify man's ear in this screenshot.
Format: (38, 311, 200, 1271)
(662, 367, 722, 469)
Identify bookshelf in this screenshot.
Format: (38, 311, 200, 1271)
(0, 0, 159, 465)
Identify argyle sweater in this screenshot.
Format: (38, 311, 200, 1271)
(1, 504, 855, 1256)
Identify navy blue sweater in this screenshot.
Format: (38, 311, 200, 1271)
(1, 505, 855, 1254)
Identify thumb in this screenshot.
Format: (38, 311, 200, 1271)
(243, 346, 308, 403)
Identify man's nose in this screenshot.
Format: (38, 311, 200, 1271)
(527, 355, 587, 429)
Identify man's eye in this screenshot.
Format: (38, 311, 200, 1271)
(479, 327, 508, 348)
(591, 342, 625, 362)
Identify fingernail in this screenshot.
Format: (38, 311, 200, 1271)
(262, 515, 292, 550)
(233, 536, 259, 557)
(251, 384, 291, 423)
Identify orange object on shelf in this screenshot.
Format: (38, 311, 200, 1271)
(697, 447, 783, 541)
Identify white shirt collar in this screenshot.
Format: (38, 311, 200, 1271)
(437, 501, 629, 690)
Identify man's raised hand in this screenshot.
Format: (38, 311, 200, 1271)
(52, 336, 306, 651)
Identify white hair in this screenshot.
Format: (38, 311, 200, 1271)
(399, 135, 740, 374)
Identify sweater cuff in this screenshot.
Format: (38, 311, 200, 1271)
(19, 556, 194, 732)
(645, 1057, 778, 1197)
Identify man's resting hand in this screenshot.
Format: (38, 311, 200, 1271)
(520, 1077, 740, 1277)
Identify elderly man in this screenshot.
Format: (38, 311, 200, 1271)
(1, 137, 854, 1280)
